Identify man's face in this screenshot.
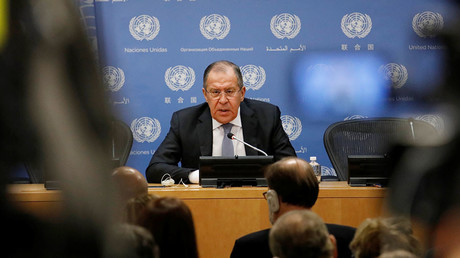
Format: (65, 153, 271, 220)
(203, 69, 246, 124)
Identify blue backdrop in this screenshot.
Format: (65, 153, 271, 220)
(76, 0, 453, 179)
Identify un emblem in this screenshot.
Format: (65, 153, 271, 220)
(240, 65, 266, 90)
(200, 14, 231, 40)
(341, 12, 372, 39)
(412, 11, 444, 38)
(270, 13, 301, 39)
(131, 117, 161, 143)
(344, 115, 368, 120)
(281, 115, 302, 141)
(129, 15, 160, 41)
(416, 114, 444, 132)
(165, 65, 195, 92)
(321, 166, 337, 177)
(379, 63, 408, 89)
(102, 66, 125, 92)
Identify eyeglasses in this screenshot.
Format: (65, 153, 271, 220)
(205, 88, 241, 99)
(262, 191, 268, 200)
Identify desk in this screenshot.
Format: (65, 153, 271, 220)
(7, 182, 386, 258)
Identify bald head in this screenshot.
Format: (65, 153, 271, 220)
(112, 166, 148, 203)
(265, 157, 319, 208)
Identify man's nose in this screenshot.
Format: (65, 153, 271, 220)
(217, 94, 229, 103)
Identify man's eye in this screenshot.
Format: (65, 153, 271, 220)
(226, 90, 235, 94)
(211, 90, 220, 94)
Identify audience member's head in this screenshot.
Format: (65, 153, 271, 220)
(350, 217, 422, 258)
(123, 194, 158, 224)
(106, 223, 159, 258)
(136, 196, 199, 258)
(264, 157, 319, 223)
(112, 166, 149, 204)
(269, 209, 336, 258)
(378, 250, 418, 258)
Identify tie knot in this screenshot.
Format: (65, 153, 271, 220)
(222, 123, 233, 134)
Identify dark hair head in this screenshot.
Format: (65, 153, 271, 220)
(265, 157, 319, 208)
(108, 223, 158, 258)
(202, 60, 243, 90)
(137, 197, 199, 258)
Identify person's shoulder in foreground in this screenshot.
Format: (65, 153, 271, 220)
(230, 228, 272, 258)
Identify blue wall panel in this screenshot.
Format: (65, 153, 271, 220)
(75, 0, 453, 178)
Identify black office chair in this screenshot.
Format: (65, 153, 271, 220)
(24, 162, 45, 183)
(323, 117, 438, 181)
(110, 119, 134, 168)
(21, 119, 133, 184)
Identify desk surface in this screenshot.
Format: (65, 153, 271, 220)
(7, 181, 386, 200)
(7, 182, 387, 258)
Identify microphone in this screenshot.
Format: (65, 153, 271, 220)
(408, 118, 415, 141)
(227, 133, 268, 156)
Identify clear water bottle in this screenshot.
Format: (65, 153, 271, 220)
(309, 156, 321, 182)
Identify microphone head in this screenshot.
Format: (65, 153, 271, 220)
(227, 133, 234, 139)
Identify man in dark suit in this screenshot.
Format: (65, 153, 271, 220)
(146, 60, 296, 183)
(230, 157, 356, 258)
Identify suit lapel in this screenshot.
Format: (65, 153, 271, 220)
(240, 101, 259, 156)
(197, 107, 213, 156)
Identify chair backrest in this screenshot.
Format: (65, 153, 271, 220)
(323, 118, 438, 181)
(24, 162, 44, 183)
(111, 119, 133, 168)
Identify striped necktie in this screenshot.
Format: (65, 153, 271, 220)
(221, 123, 234, 156)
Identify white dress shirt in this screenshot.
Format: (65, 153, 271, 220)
(211, 108, 246, 157)
(189, 108, 246, 183)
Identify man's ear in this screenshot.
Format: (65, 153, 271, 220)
(239, 86, 246, 101)
(329, 234, 338, 258)
(202, 87, 208, 102)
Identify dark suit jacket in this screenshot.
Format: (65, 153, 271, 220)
(146, 99, 296, 183)
(230, 224, 356, 258)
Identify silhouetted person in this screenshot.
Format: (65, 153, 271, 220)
(123, 194, 158, 224)
(106, 223, 159, 258)
(136, 196, 199, 258)
(0, 1, 115, 256)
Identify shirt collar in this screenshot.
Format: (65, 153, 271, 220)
(212, 107, 242, 130)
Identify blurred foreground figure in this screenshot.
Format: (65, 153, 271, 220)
(349, 217, 422, 258)
(106, 224, 159, 258)
(387, 2, 460, 258)
(0, 0, 120, 256)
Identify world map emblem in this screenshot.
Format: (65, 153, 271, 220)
(412, 11, 444, 38)
(200, 14, 231, 40)
(131, 117, 161, 143)
(379, 63, 408, 89)
(240, 65, 266, 90)
(281, 115, 302, 141)
(416, 114, 444, 132)
(165, 65, 196, 91)
(102, 66, 125, 92)
(129, 15, 160, 41)
(341, 12, 372, 39)
(344, 115, 368, 121)
(270, 13, 301, 39)
(321, 166, 336, 177)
